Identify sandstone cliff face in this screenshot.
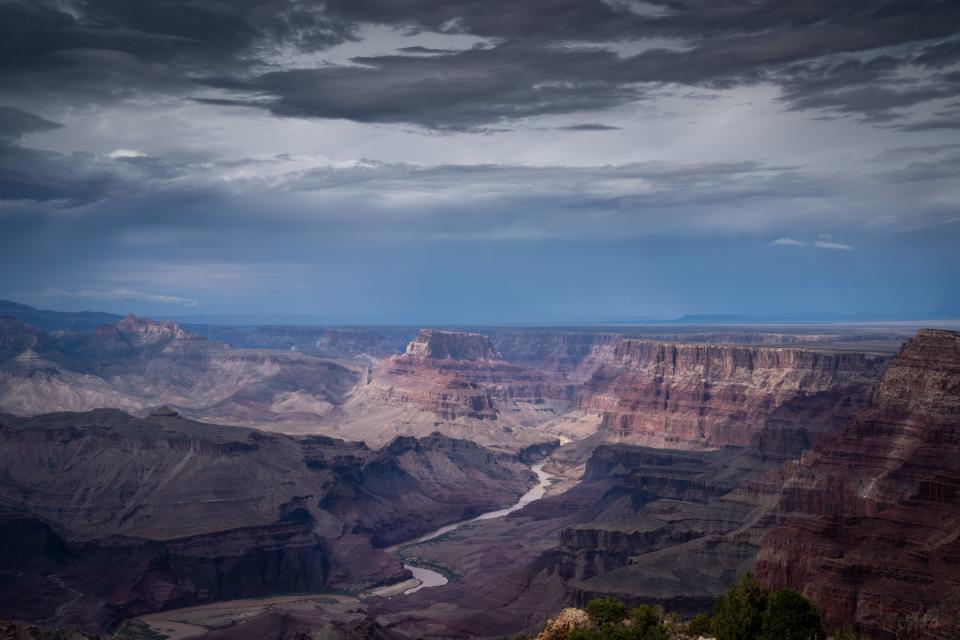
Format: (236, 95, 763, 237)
(577, 340, 888, 449)
(486, 328, 907, 382)
(405, 330, 500, 360)
(0, 410, 534, 632)
(334, 330, 569, 448)
(755, 329, 960, 639)
(371, 354, 499, 421)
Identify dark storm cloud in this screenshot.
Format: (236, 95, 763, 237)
(200, 42, 641, 129)
(2, 0, 958, 129)
(0, 106, 94, 203)
(0, 145, 114, 204)
(771, 46, 960, 125)
(198, 1, 960, 129)
(556, 123, 622, 131)
(319, 0, 951, 47)
(0, 106, 63, 141)
(0, 0, 354, 104)
(0, 106, 191, 205)
(914, 39, 960, 69)
(0, 0, 354, 67)
(899, 102, 960, 131)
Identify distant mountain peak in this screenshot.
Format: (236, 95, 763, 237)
(0, 299, 122, 333)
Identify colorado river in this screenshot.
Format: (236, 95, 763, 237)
(385, 462, 554, 595)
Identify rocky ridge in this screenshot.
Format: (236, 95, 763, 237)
(0, 409, 534, 632)
(0, 316, 363, 429)
(755, 329, 960, 638)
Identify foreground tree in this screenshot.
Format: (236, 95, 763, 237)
(712, 572, 768, 640)
(686, 613, 713, 637)
(759, 588, 825, 640)
(585, 598, 629, 628)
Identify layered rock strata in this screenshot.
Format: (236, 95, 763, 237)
(335, 330, 569, 448)
(755, 329, 960, 638)
(578, 340, 888, 449)
(370, 335, 905, 637)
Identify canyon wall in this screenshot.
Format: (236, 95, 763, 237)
(334, 330, 569, 448)
(755, 329, 960, 638)
(370, 335, 909, 638)
(486, 328, 908, 380)
(577, 340, 889, 449)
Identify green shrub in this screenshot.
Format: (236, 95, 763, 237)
(712, 572, 769, 640)
(585, 598, 629, 627)
(560, 581, 826, 640)
(640, 626, 669, 640)
(686, 613, 714, 636)
(630, 605, 662, 634)
(759, 588, 825, 640)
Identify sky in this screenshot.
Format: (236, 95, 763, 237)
(0, 0, 958, 323)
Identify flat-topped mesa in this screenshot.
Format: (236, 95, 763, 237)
(404, 329, 500, 361)
(113, 313, 206, 346)
(578, 339, 889, 450)
(755, 329, 960, 637)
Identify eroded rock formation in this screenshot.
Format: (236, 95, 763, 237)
(0, 409, 533, 633)
(405, 330, 500, 360)
(0, 316, 363, 429)
(755, 329, 960, 638)
(333, 330, 569, 448)
(578, 340, 888, 449)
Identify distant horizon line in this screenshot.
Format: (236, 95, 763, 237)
(3, 298, 960, 330)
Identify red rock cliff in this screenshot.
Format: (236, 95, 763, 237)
(367, 330, 569, 422)
(755, 329, 960, 638)
(578, 340, 888, 449)
(405, 329, 500, 360)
